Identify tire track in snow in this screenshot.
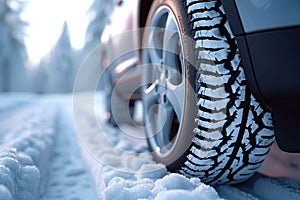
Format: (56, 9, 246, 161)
(41, 101, 98, 200)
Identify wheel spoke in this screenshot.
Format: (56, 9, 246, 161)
(166, 80, 185, 120)
(147, 28, 164, 64)
(162, 12, 179, 69)
(142, 63, 160, 88)
(164, 10, 177, 33)
(143, 65, 160, 123)
(156, 103, 174, 147)
(143, 81, 159, 112)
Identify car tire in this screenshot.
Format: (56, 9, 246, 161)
(141, 0, 274, 185)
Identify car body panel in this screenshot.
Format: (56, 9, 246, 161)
(235, 0, 300, 34)
(101, 0, 140, 69)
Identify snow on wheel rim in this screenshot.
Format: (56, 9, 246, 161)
(142, 6, 186, 158)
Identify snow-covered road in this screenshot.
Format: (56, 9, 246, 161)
(1, 93, 300, 200)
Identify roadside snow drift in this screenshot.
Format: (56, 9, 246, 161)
(0, 103, 57, 200)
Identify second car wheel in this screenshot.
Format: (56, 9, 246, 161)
(141, 0, 274, 185)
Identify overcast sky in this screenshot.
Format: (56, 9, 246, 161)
(22, 0, 93, 65)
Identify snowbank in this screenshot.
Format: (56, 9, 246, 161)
(103, 173, 221, 200)
(0, 103, 57, 200)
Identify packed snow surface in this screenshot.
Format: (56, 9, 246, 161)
(0, 93, 300, 200)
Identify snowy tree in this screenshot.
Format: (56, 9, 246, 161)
(31, 56, 50, 94)
(34, 22, 75, 93)
(49, 22, 75, 93)
(0, 0, 28, 92)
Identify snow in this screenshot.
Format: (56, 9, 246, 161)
(0, 93, 300, 199)
(0, 96, 97, 200)
(0, 99, 56, 200)
(0, 93, 35, 112)
(251, 177, 300, 200)
(102, 173, 222, 200)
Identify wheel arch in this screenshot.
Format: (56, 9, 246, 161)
(138, 0, 154, 28)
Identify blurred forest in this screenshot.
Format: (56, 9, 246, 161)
(0, 0, 113, 94)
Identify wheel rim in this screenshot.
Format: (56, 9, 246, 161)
(142, 6, 186, 157)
